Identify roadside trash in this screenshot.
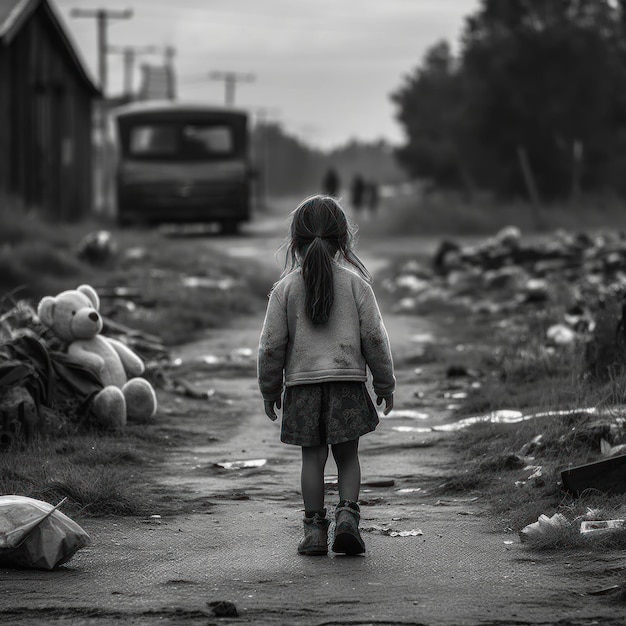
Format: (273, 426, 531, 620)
(208, 600, 238, 617)
(215, 459, 267, 470)
(519, 513, 570, 544)
(77, 230, 117, 265)
(362, 525, 423, 537)
(519, 434, 545, 457)
(561, 453, 626, 495)
(0, 496, 90, 569)
(600, 438, 626, 457)
(587, 584, 622, 596)
(182, 276, 239, 290)
(514, 465, 544, 489)
(546, 324, 576, 346)
(171, 378, 215, 400)
(580, 519, 626, 535)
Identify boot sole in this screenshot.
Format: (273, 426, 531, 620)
(298, 547, 328, 556)
(332, 532, 365, 555)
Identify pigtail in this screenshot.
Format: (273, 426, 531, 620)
(302, 237, 334, 325)
(283, 194, 372, 325)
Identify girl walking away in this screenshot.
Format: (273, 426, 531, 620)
(258, 195, 395, 556)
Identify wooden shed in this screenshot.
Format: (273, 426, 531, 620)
(0, 0, 99, 220)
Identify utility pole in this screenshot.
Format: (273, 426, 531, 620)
(70, 8, 132, 214)
(70, 8, 133, 95)
(208, 71, 255, 107)
(251, 107, 280, 210)
(164, 45, 177, 100)
(108, 45, 159, 99)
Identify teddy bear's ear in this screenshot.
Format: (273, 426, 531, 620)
(37, 297, 56, 327)
(77, 284, 100, 310)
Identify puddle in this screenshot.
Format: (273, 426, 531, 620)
(215, 459, 267, 470)
(410, 333, 436, 343)
(392, 426, 433, 433)
(433, 407, 597, 432)
(382, 409, 430, 420)
(182, 276, 239, 290)
(390, 407, 600, 434)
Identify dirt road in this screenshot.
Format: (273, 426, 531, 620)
(2, 214, 626, 625)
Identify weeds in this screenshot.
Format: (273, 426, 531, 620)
(0, 431, 159, 517)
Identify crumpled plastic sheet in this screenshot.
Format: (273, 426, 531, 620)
(0, 495, 91, 570)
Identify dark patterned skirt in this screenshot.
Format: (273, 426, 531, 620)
(281, 381, 379, 447)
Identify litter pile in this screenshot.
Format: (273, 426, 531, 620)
(519, 508, 626, 548)
(385, 226, 626, 347)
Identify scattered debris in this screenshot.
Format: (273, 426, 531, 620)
(519, 513, 570, 545)
(362, 525, 423, 537)
(514, 465, 544, 489)
(387, 226, 626, 351)
(182, 276, 240, 290)
(207, 600, 238, 617)
(580, 519, 626, 534)
(215, 459, 267, 470)
(587, 585, 622, 596)
(600, 437, 626, 458)
(561, 452, 626, 495)
(77, 230, 117, 265)
(0, 496, 90, 569)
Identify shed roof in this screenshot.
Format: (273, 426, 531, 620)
(0, 0, 99, 95)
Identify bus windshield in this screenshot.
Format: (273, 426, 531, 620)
(127, 121, 236, 160)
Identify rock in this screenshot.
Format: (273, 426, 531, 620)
(208, 601, 238, 617)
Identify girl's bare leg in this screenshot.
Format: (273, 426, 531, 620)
(301, 444, 329, 511)
(331, 438, 360, 502)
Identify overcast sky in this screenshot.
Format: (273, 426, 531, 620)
(55, 0, 479, 150)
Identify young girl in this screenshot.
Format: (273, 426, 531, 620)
(258, 195, 395, 556)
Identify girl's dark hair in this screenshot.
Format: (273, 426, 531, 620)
(283, 195, 371, 325)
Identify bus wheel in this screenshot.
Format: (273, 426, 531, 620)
(220, 220, 240, 235)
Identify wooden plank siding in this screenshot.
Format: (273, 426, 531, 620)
(0, 1, 97, 220)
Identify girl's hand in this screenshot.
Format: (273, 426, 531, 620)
(264, 398, 281, 421)
(376, 394, 394, 416)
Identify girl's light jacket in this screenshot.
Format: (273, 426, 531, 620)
(258, 263, 396, 402)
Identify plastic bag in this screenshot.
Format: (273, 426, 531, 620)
(0, 495, 91, 569)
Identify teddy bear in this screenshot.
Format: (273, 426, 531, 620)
(37, 284, 157, 429)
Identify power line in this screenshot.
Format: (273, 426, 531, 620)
(70, 8, 133, 94)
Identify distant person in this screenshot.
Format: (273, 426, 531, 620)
(350, 174, 366, 214)
(258, 195, 395, 556)
(366, 181, 380, 216)
(322, 168, 340, 197)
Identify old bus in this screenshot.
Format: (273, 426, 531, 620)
(111, 102, 252, 232)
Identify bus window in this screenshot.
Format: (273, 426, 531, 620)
(112, 103, 252, 231)
(183, 124, 233, 157)
(130, 124, 178, 156)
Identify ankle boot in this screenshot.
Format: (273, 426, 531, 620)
(332, 500, 365, 555)
(298, 509, 329, 556)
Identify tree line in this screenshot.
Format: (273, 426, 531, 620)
(391, 0, 626, 202)
(250, 123, 407, 199)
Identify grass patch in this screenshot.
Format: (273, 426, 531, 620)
(0, 429, 162, 517)
(362, 190, 626, 238)
(0, 197, 276, 345)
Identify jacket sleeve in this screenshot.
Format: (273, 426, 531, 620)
(257, 287, 289, 401)
(358, 283, 396, 397)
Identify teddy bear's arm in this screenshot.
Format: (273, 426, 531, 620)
(107, 337, 145, 377)
(68, 343, 105, 373)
